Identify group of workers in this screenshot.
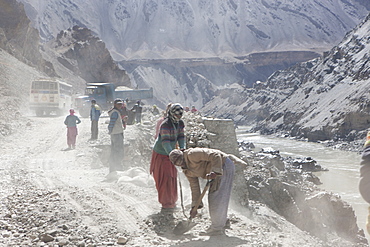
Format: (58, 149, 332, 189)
(63, 100, 233, 236)
(63, 98, 370, 237)
(150, 102, 234, 236)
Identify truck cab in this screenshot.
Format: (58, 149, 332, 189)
(85, 83, 116, 109)
(80, 82, 153, 119)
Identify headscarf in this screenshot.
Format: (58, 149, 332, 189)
(169, 149, 184, 166)
(69, 109, 75, 115)
(168, 103, 184, 123)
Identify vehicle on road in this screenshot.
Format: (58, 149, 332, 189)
(30, 78, 73, 116)
(78, 82, 153, 118)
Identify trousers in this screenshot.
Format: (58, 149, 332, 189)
(208, 157, 235, 231)
(109, 133, 124, 173)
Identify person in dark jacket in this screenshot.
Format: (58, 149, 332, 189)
(131, 100, 143, 124)
(90, 99, 101, 140)
(359, 131, 370, 234)
(150, 103, 185, 212)
(64, 109, 81, 150)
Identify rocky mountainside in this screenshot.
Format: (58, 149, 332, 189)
(120, 50, 319, 109)
(202, 13, 370, 144)
(0, 0, 56, 76)
(0, 0, 131, 137)
(44, 26, 131, 87)
(19, 0, 369, 60)
(15, 0, 370, 110)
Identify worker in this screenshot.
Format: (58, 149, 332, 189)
(191, 105, 198, 113)
(150, 103, 185, 213)
(108, 99, 125, 173)
(169, 147, 235, 236)
(63, 109, 81, 150)
(152, 105, 160, 116)
(154, 103, 172, 139)
(131, 100, 143, 124)
(90, 99, 101, 140)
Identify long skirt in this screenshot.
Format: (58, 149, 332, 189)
(150, 151, 178, 208)
(67, 127, 78, 147)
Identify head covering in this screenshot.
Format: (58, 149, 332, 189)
(69, 109, 75, 115)
(168, 103, 184, 123)
(169, 149, 184, 166)
(114, 98, 123, 105)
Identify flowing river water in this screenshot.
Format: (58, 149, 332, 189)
(236, 126, 369, 240)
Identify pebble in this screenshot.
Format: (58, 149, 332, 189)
(117, 236, 128, 245)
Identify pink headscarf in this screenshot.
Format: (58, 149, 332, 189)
(69, 109, 75, 115)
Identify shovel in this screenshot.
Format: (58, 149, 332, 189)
(173, 179, 213, 235)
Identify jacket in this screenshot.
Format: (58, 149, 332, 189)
(64, 115, 81, 127)
(153, 118, 185, 155)
(108, 108, 124, 135)
(181, 148, 229, 208)
(90, 104, 101, 121)
(131, 104, 143, 114)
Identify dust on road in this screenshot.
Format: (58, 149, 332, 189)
(0, 114, 329, 246)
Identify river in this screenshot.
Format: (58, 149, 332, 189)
(236, 126, 369, 240)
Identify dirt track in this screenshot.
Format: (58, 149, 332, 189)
(0, 114, 342, 246)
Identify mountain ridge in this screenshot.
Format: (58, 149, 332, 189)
(19, 0, 369, 60)
(202, 12, 370, 144)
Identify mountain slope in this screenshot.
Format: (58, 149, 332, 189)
(19, 0, 369, 60)
(202, 13, 370, 143)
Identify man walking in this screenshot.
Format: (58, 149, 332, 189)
(90, 99, 101, 140)
(108, 99, 125, 173)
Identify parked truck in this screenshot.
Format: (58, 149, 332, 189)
(77, 82, 153, 118)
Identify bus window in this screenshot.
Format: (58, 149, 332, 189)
(32, 81, 40, 89)
(43, 82, 48, 89)
(50, 82, 57, 90)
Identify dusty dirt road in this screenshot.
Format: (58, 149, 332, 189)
(0, 114, 334, 246)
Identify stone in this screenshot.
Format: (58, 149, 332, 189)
(117, 236, 128, 245)
(39, 233, 55, 243)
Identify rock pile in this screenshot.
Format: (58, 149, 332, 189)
(242, 147, 367, 245)
(136, 108, 368, 245)
(140, 107, 368, 245)
(0, 180, 129, 246)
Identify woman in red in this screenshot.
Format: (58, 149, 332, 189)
(150, 103, 185, 213)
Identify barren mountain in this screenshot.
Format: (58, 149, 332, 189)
(1, 1, 370, 246)
(202, 13, 370, 144)
(19, 0, 369, 60)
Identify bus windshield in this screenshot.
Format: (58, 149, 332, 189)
(31, 80, 58, 92)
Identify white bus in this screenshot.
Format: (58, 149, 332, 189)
(30, 78, 73, 116)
